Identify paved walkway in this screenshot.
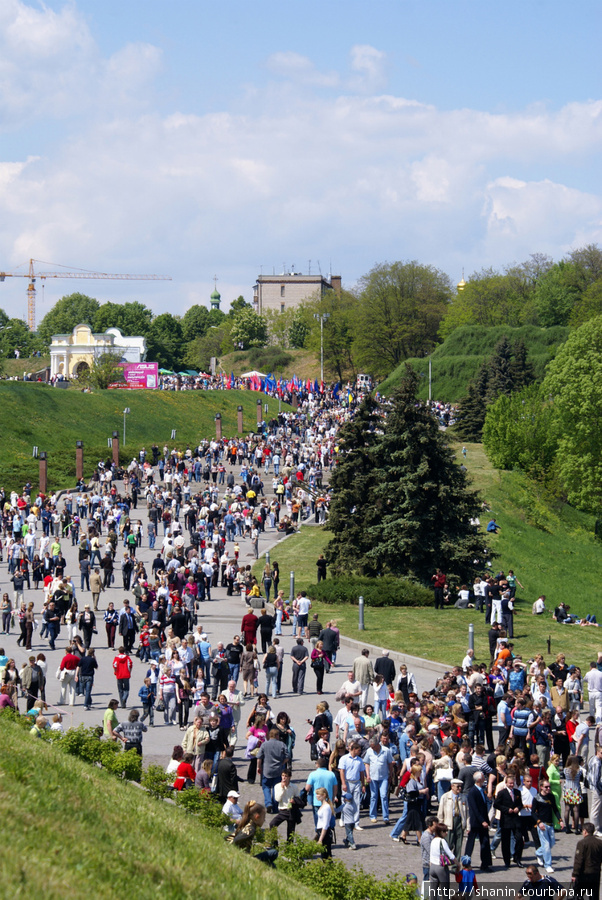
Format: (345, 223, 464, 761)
(0, 488, 582, 885)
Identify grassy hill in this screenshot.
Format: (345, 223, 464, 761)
(219, 347, 320, 380)
(258, 443, 602, 673)
(0, 717, 317, 900)
(378, 325, 570, 402)
(0, 382, 287, 492)
(3, 355, 50, 378)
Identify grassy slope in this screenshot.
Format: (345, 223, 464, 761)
(219, 348, 319, 380)
(258, 445, 602, 672)
(0, 383, 287, 491)
(0, 719, 318, 900)
(3, 355, 50, 377)
(378, 325, 569, 402)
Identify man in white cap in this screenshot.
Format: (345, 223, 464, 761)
(222, 790, 243, 824)
(438, 779, 467, 866)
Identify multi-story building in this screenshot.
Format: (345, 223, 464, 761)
(253, 269, 341, 315)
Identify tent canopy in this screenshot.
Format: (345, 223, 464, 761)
(240, 370, 266, 378)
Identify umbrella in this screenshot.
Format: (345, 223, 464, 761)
(158, 368, 173, 374)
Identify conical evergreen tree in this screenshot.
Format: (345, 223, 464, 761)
(366, 366, 487, 583)
(509, 338, 535, 390)
(486, 336, 514, 402)
(325, 395, 381, 575)
(455, 364, 489, 441)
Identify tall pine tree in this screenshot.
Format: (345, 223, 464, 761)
(325, 395, 381, 575)
(366, 366, 487, 583)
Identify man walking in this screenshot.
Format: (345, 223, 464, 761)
(112, 646, 133, 708)
(572, 822, 602, 897)
(364, 735, 394, 825)
(438, 779, 468, 865)
(257, 727, 288, 814)
(339, 742, 366, 830)
(465, 772, 493, 872)
(352, 649, 375, 709)
(290, 638, 309, 694)
(494, 774, 524, 869)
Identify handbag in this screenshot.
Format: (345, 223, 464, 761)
(439, 839, 451, 867)
(155, 697, 166, 712)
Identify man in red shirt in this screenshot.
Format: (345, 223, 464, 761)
(113, 646, 133, 708)
(241, 610, 259, 646)
(431, 569, 447, 610)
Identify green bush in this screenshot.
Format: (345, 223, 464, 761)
(247, 346, 293, 373)
(176, 788, 231, 828)
(307, 576, 433, 607)
(104, 747, 143, 782)
(56, 724, 104, 763)
(141, 764, 174, 800)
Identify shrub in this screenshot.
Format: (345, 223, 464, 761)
(247, 346, 293, 373)
(105, 748, 143, 782)
(56, 724, 104, 763)
(141, 764, 174, 800)
(307, 576, 433, 607)
(176, 788, 231, 828)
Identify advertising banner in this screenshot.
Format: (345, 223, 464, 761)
(109, 362, 158, 389)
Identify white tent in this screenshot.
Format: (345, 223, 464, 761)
(240, 370, 266, 378)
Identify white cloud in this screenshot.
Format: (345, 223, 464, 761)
(348, 44, 388, 92)
(0, 1, 601, 320)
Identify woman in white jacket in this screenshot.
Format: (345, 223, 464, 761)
(429, 822, 456, 892)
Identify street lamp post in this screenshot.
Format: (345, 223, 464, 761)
(123, 407, 130, 446)
(313, 313, 330, 384)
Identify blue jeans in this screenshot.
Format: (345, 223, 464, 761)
(265, 666, 278, 698)
(536, 824, 555, 868)
(437, 779, 451, 801)
(344, 823, 355, 846)
(275, 609, 283, 635)
(261, 774, 280, 810)
(390, 801, 408, 837)
(47, 622, 58, 649)
(79, 675, 94, 708)
(117, 678, 130, 707)
(229, 663, 240, 684)
(369, 778, 389, 820)
(292, 614, 298, 636)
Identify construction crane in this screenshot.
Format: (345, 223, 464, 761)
(0, 259, 172, 331)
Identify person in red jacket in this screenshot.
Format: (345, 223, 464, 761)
(113, 646, 133, 708)
(241, 610, 259, 646)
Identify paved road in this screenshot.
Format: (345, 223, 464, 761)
(0, 488, 583, 886)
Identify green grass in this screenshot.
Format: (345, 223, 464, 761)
(3, 355, 50, 377)
(257, 442, 602, 674)
(0, 718, 318, 900)
(0, 382, 288, 492)
(378, 325, 569, 402)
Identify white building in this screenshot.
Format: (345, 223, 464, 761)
(49, 324, 146, 379)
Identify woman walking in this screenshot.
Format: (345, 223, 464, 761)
(429, 822, 456, 894)
(314, 788, 335, 858)
(310, 640, 330, 695)
(1, 592, 11, 634)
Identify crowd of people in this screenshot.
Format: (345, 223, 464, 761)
(0, 388, 601, 895)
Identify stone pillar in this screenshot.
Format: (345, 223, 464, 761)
(215, 413, 222, 440)
(39, 452, 48, 494)
(292, 393, 298, 410)
(112, 431, 119, 467)
(76, 441, 84, 480)
(237, 405, 243, 434)
(256, 398, 262, 426)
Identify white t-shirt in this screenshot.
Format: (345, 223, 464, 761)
(298, 598, 311, 616)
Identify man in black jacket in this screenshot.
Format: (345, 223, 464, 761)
(572, 822, 602, 897)
(465, 771, 493, 871)
(374, 650, 396, 690)
(494, 775, 524, 868)
(531, 779, 562, 874)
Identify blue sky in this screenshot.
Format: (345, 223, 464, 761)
(1, 0, 601, 324)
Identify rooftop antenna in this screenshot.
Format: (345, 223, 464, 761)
(308, 259, 311, 275)
(317, 260, 322, 275)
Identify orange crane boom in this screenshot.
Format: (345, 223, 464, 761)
(0, 258, 172, 330)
